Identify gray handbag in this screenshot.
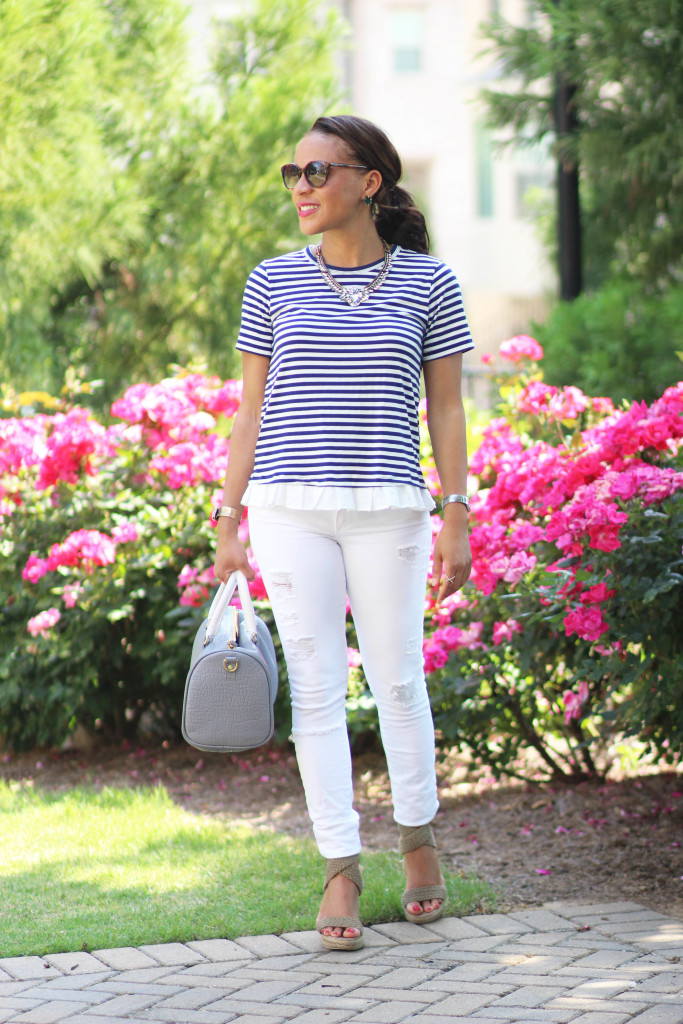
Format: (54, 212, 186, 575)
(182, 571, 278, 752)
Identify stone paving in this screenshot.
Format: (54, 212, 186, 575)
(1, 901, 682, 1024)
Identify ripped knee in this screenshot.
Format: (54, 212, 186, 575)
(390, 676, 423, 707)
(288, 636, 316, 662)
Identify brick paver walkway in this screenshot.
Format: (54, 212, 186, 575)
(1, 901, 682, 1024)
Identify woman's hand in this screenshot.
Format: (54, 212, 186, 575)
(430, 517, 472, 606)
(213, 521, 255, 583)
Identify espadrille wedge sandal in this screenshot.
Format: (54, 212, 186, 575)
(397, 822, 447, 925)
(315, 855, 364, 951)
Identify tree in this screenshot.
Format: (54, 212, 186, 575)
(50, 0, 342, 402)
(0, 0, 191, 386)
(553, 37, 582, 299)
(1, 0, 342, 403)
(481, 0, 683, 288)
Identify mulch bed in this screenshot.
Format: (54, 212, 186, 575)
(3, 740, 682, 919)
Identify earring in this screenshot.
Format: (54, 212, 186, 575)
(364, 195, 380, 218)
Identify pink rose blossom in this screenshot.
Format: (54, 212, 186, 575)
(547, 385, 589, 421)
(591, 396, 615, 415)
(27, 607, 61, 637)
(493, 619, 523, 644)
(111, 522, 139, 544)
(149, 435, 229, 489)
(48, 530, 117, 570)
(422, 639, 449, 673)
(469, 418, 525, 480)
(516, 381, 557, 415)
(246, 567, 269, 601)
(499, 335, 544, 364)
(179, 584, 210, 607)
(563, 605, 609, 642)
(487, 550, 537, 585)
(508, 521, 545, 550)
(595, 640, 623, 657)
(22, 555, 50, 583)
(579, 582, 616, 605)
(563, 681, 589, 724)
(177, 565, 199, 589)
(36, 409, 114, 490)
(62, 584, 83, 609)
(347, 647, 362, 668)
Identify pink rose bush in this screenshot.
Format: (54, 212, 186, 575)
(1, 349, 682, 774)
(110, 374, 242, 448)
(0, 372, 259, 751)
(420, 342, 683, 780)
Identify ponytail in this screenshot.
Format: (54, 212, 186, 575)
(374, 184, 430, 255)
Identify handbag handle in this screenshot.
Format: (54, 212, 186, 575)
(204, 571, 260, 645)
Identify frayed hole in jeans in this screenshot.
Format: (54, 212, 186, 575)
(390, 677, 420, 706)
(289, 636, 316, 661)
(398, 544, 420, 568)
(271, 571, 295, 596)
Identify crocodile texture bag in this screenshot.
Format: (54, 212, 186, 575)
(182, 571, 278, 753)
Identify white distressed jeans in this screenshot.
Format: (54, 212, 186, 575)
(248, 506, 439, 858)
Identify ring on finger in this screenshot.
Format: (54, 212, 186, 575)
(444, 574, 457, 584)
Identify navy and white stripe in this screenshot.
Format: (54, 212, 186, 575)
(236, 245, 474, 488)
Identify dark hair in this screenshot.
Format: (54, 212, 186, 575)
(309, 114, 430, 254)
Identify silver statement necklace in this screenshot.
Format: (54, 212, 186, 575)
(314, 240, 392, 306)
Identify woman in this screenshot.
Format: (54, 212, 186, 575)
(214, 114, 473, 950)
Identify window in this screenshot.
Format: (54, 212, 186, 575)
(390, 9, 424, 73)
(475, 123, 494, 218)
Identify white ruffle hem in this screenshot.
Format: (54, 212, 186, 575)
(241, 481, 436, 513)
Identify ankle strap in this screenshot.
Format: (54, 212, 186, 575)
(397, 822, 436, 855)
(323, 855, 363, 895)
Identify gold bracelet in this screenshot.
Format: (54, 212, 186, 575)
(211, 505, 243, 522)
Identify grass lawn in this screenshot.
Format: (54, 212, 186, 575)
(2, 781, 497, 957)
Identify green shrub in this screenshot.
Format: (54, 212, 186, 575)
(535, 280, 683, 405)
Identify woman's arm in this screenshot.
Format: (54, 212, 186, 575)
(423, 352, 472, 604)
(213, 352, 270, 583)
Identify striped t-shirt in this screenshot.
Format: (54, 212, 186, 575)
(236, 244, 474, 489)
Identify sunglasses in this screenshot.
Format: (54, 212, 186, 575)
(281, 160, 369, 190)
